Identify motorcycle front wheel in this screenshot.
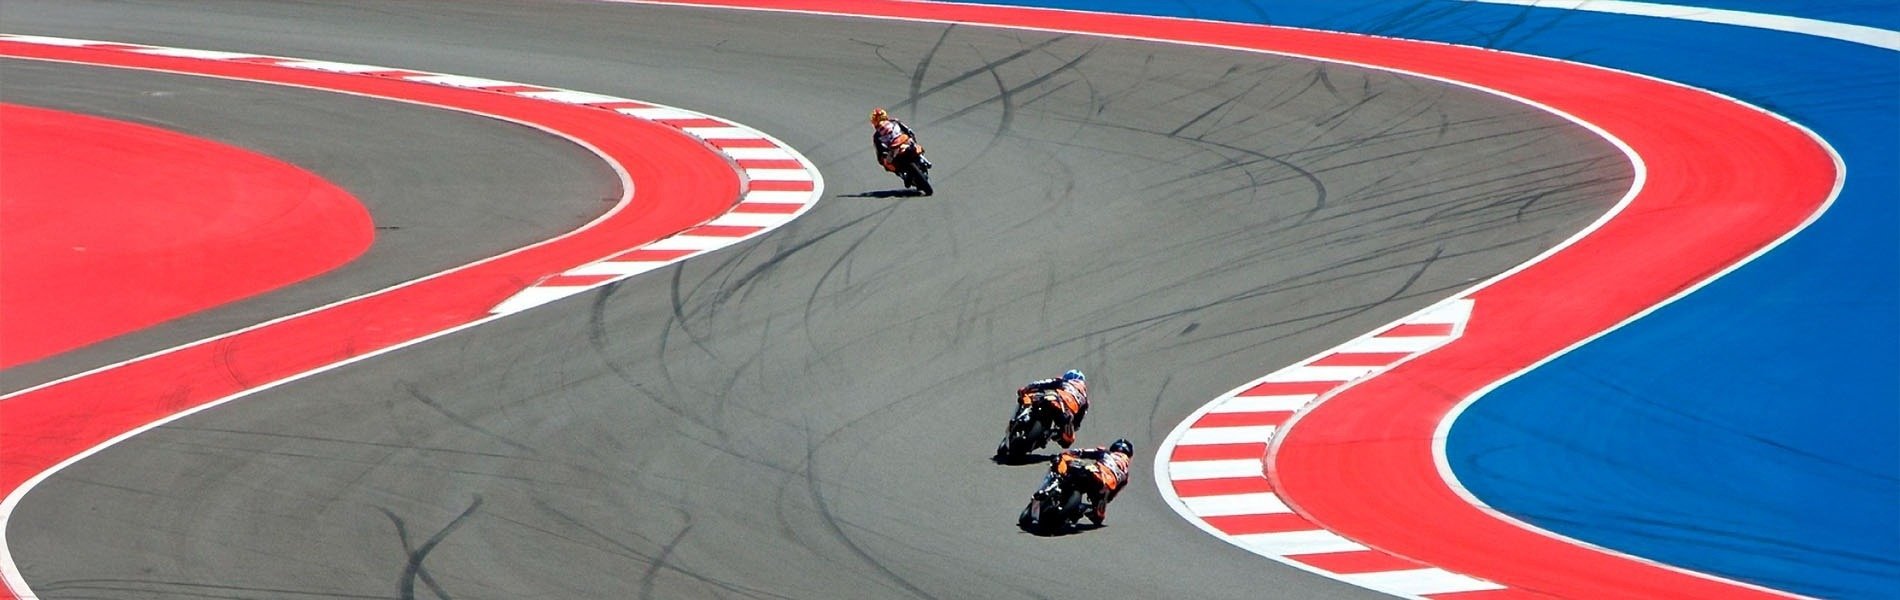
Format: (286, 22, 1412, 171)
(900, 161, 933, 196)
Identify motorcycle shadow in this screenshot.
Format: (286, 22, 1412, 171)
(1016, 521, 1104, 537)
(991, 452, 1059, 466)
(838, 189, 928, 199)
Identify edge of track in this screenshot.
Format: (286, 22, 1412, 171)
(0, 35, 824, 600)
(601, 1, 1841, 598)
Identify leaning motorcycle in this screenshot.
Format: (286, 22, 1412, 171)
(881, 132, 933, 196)
(995, 390, 1068, 458)
(1017, 454, 1103, 534)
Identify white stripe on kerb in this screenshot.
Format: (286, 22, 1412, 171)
(745, 168, 813, 182)
(1209, 394, 1312, 413)
(519, 90, 632, 105)
(564, 261, 671, 277)
(743, 190, 814, 204)
(132, 47, 261, 60)
(707, 212, 790, 228)
(641, 235, 738, 251)
(1233, 529, 1368, 556)
(1176, 425, 1277, 445)
(275, 59, 396, 73)
(1168, 459, 1262, 481)
(491, 286, 588, 315)
(1409, 297, 1475, 327)
(682, 126, 758, 139)
(1336, 334, 1444, 354)
(721, 147, 796, 160)
(407, 74, 522, 88)
(618, 107, 701, 120)
(1181, 492, 1289, 517)
(1339, 567, 1505, 595)
(1261, 365, 1377, 383)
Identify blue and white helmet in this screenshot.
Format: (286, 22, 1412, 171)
(1062, 369, 1085, 383)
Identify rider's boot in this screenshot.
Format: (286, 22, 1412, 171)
(1059, 423, 1076, 448)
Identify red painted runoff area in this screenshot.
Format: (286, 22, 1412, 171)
(0, 103, 372, 369)
(0, 39, 741, 573)
(629, 1, 1835, 597)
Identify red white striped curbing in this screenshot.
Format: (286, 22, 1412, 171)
(489, 134, 819, 314)
(0, 34, 821, 600)
(1157, 300, 1503, 599)
(490, 115, 820, 314)
(612, 3, 1819, 598)
(0, 33, 823, 320)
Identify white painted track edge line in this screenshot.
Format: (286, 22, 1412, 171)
(1426, 114, 1844, 600)
(0, 36, 825, 600)
(0, 48, 621, 600)
(0, 53, 635, 397)
(1462, 0, 1900, 51)
(616, 2, 1839, 598)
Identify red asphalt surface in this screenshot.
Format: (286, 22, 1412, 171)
(628, 1, 1836, 598)
(0, 41, 741, 600)
(1268, 67, 1831, 599)
(0, 103, 373, 369)
(0, 2, 1836, 598)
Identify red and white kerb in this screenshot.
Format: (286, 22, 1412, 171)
(1157, 299, 1513, 599)
(489, 119, 821, 315)
(0, 33, 823, 318)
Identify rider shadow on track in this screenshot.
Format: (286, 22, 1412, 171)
(837, 189, 929, 198)
(1017, 521, 1104, 537)
(991, 452, 1060, 466)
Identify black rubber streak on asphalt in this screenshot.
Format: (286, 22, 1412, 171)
(0, 1, 1631, 598)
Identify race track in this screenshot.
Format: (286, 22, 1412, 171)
(0, 59, 619, 393)
(0, 1, 1631, 598)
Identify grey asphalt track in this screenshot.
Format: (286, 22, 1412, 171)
(1, 2, 1632, 599)
(0, 60, 621, 392)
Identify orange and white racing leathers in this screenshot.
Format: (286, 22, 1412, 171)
(1018, 378, 1089, 447)
(1058, 446, 1129, 524)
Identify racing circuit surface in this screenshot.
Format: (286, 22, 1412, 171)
(0, 59, 619, 392)
(0, 1, 1631, 598)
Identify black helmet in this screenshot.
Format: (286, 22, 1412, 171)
(1109, 438, 1134, 458)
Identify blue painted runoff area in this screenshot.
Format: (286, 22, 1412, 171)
(953, 1, 1900, 597)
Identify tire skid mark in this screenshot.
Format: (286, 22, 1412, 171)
(382, 495, 482, 600)
(608, 3, 1833, 597)
(0, 34, 822, 600)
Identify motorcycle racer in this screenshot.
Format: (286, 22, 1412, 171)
(869, 107, 930, 172)
(1017, 369, 1089, 448)
(1056, 438, 1134, 525)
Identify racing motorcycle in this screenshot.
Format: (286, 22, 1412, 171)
(994, 390, 1069, 459)
(880, 131, 933, 196)
(1017, 453, 1104, 534)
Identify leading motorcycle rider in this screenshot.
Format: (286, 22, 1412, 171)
(1057, 438, 1134, 525)
(1017, 369, 1089, 448)
(869, 107, 930, 173)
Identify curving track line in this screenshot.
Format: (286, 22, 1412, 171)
(0, 36, 822, 600)
(1465, 0, 1900, 50)
(0, 2, 1660, 598)
(612, 1, 1839, 597)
